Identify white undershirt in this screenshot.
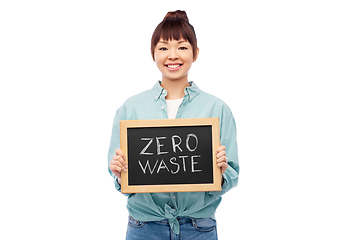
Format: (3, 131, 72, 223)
(165, 98, 183, 119)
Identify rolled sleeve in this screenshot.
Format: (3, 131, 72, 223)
(209, 111, 239, 197)
(108, 107, 131, 196)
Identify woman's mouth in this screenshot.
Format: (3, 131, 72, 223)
(165, 63, 183, 71)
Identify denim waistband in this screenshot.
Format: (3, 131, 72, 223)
(154, 217, 192, 225)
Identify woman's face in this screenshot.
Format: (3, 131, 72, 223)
(154, 38, 197, 82)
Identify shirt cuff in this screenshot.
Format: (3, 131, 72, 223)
(114, 177, 122, 192)
(207, 175, 230, 197)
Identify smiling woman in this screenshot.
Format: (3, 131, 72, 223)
(108, 10, 239, 240)
(151, 10, 198, 61)
(149, 11, 200, 99)
(154, 38, 197, 86)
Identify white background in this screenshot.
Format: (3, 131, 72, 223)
(1, 0, 359, 239)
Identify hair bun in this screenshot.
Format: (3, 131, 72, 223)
(163, 10, 189, 22)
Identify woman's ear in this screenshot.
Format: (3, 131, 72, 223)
(193, 48, 200, 62)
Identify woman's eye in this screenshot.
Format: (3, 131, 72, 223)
(159, 47, 167, 51)
(179, 47, 187, 50)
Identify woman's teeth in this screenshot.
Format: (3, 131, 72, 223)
(167, 64, 181, 68)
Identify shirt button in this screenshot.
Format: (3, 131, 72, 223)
(162, 106, 165, 109)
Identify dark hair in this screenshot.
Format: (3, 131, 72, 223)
(151, 10, 197, 60)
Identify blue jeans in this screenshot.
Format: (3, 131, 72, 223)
(126, 216, 218, 240)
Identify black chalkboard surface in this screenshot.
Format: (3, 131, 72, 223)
(120, 118, 221, 193)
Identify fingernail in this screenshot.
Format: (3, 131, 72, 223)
(125, 165, 128, 168)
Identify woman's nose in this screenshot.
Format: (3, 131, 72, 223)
(168, 49, 178, 60)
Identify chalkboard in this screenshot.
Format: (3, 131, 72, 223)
(120, 118, 221, 193)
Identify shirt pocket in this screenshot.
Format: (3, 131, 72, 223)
(191, 218, 217, 232)
(128, 216, 147, 228)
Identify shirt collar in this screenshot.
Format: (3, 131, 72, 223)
(151, 81, 200, 102)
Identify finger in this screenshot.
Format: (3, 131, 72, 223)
(217, 156, 227, 163)
(111, 160, 127, 172)
(111, 159, 121, 167)
(118, 158, 128, 169)
(112, 156, 128, 169)
(113, 152, 127, 168)
(114, 165, 123, 173)
(217, 162, 228, 172)
(115, 149, 126, 160)
(110, 164, 122, 174)
(216, 150, 226, 159)
(215, 145, 226, 154)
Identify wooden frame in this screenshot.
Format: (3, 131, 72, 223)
(120, 118, 221, 193)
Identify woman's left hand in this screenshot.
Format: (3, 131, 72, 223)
(216, 145, 228, 175)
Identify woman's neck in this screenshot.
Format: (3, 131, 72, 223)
(161, 78, 190, 100)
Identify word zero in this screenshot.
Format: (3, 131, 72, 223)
(139, 134, 198, 155)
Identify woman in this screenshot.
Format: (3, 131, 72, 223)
(108, 10, 239, 240)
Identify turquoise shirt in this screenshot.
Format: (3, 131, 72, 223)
(108, 81, 239, 234)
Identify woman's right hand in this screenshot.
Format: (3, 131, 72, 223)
(109, 149, 127, 183)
